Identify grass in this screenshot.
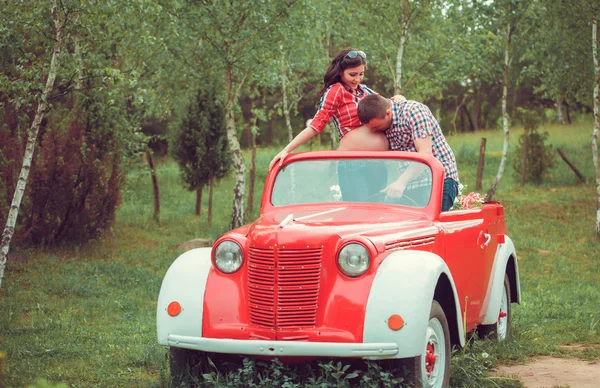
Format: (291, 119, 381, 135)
(1, 117, 599, 387)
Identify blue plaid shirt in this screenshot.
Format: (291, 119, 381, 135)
(386, 100, 459, 184)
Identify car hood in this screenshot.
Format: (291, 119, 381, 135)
(243, 205, 437, 251)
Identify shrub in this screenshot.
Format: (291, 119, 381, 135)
(512, 108, 555, 183)
(0, 91, 134, 245)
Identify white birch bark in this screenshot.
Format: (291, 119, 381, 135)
(591, 16, 600, 235)
(280, 43, 293, 142)
(225, 68, 246, 230)
(486, 23, 512, 201)
(0, 1, 64, 288)
(394, 0, 411, 95)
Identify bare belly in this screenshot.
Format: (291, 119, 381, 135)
(338, 126, 390, 151)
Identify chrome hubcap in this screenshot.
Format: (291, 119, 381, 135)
(497, 285, 509, 340)
(422, 318, 446, 388)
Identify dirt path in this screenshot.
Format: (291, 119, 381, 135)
(492, 357, 600, 388)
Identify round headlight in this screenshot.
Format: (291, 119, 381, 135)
(214, 240, 243, 273)
(338, 243, 370, 277)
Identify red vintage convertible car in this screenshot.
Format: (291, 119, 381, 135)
(157, 151, 520, 387)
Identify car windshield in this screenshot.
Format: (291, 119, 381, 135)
(271, 158, 432, 208)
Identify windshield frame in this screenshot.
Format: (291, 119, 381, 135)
(261, 151, 445, 220)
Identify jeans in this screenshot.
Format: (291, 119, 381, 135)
(442, 178, 459, 211)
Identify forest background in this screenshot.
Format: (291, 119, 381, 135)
(1, 0, 599, 387)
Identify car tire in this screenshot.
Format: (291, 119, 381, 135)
(401, 300, 451, 388)
(169, 347, 196, 386)
(477, 274, 511, 341)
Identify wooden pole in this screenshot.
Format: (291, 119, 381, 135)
(557, 148, 586, 183)
(476, 138, 487, 191)
(521, 134, 528, 187)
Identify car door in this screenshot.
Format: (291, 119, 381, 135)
(438, 210, 489, 330)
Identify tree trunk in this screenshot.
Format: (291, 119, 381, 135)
(591, 15, 600, 235)
(462, 105, 475, 132)
(556, 95, 566, 125)
(486, 23, 512, 202)
(146, 149, 160, 223)
(476, 138, 486, 191)
(195, 185, 203, 216)
(473, 86, 481, 131)
(451, 95, 467, 133)
(244, 118, 252, 149)
(247, 147, 256, 217)
(520, 133, 528, 187)
(267, 116, 274, 146)
(0, 1, 64, 288)
(208, 173, 214, 227)
(557, 148, 586, 183)
(329, 126, 337, 150)
(394, 0, 411, 95)
(280, 43, 294, 143)
(225, 68, 246, 230)
(565, 101, 572, 124)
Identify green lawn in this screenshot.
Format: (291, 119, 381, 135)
(1, 118, 599, 387)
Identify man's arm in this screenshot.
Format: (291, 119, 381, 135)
(381, 135, 432, 198)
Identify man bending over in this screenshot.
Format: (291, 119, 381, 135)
(343, 94, 459, 211)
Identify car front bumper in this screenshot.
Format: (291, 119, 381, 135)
(168, 334, 400, 359)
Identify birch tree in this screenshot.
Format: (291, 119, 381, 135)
(357, 0, 449, 99)
(0, 1, 72, 288)
(393, 0, 417, 95)
(164, 0, 298, 229)
(592, 10, 600, 235)
(486, 0, 533, 201)
(486, 21, 513, 201)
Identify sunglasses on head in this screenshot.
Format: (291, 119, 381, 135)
(346, 50, 366, 59)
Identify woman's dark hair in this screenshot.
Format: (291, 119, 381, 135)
(317, 48, 367, 99)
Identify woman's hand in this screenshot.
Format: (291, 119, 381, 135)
(390, 94, 406, 103)
(269, 149, 289, 170)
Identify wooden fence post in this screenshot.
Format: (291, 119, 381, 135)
(476, 138, 487, 191)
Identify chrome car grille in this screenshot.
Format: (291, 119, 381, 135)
(385, 235, 436, 251)
(248, 246, 322, 329)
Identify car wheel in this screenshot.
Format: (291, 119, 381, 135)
(169, 347, 198, 386)
(477, 274, 511, 341)
(401, 300, 451, 388)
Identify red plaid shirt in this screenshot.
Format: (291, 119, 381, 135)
(309, 83, 377, 138)
(386, 100, 459, 182)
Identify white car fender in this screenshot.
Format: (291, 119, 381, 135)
(363, 250, 465, 358)
(482, 235, 520, 324)
(157, 248, 213, 346)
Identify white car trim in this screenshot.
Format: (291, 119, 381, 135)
(363, 250, 465, 357)
(440, 219, 484, 233)
(157, 248, 213, 345)
(294, 207, 346, 221)
(167, 334, 399, 359)
(482, 236, 520, 324)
